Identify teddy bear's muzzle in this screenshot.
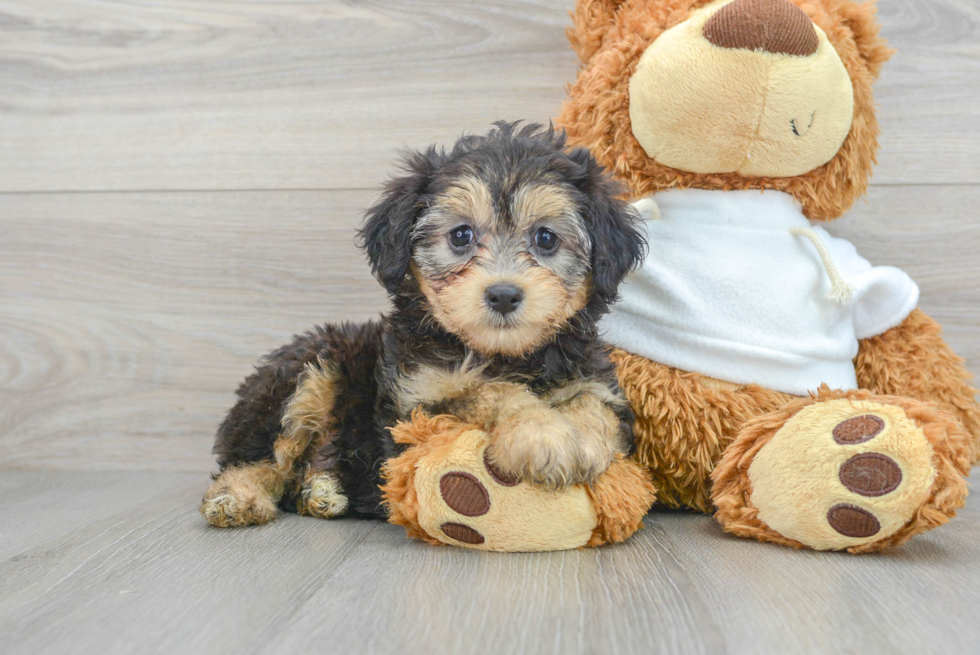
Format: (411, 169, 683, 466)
(627, 0, 854, 179)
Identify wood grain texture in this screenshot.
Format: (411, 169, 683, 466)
(1, 470, 978, 655)
(0, 0, 578, 192)
(0, 0, 978, 192)
(0, 190, 387, 471)
(0, 470, 202, 560)
(873, 0, 980, 185)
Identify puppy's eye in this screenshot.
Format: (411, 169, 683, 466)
(534, 227, 559, 252)
(449, 225, 474, 249)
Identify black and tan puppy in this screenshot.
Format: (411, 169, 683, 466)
(202, 123, 646, 527)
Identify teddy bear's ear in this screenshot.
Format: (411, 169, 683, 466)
(567, 0, 630, 63)
(357, 148, 443, 295)
(838, 0, 894, 79)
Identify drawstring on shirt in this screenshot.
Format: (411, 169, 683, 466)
(789, 226, 855, 304)
(632, 197, 662, 221)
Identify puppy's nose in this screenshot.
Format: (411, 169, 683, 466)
(485, 284, 523, 316)
(703, 0, 819, 57)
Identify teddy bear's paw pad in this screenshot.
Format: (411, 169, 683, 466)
(747, 400, 937, 550)
(201, 483, 276, 528)
(432, 467, 510, 547)
(298, 472, 349, 519)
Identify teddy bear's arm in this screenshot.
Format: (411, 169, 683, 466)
(855, 308, 980, 459)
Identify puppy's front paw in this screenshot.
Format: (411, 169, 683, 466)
(297, 472, 349, 519)
(488, 411, 612, 490)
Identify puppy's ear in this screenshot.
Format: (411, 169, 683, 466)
(357, 149, 441, 294)
(568, 146, 646, 305)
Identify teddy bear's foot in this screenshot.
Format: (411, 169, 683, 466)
(712, 389, 972, 553)
(381, 413, 656, 551)
(297, 471, 349, 519)
(200, 463, 283, 528)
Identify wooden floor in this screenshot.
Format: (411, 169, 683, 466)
(2, 0, 980, 653)
(1, 469, 979, 655)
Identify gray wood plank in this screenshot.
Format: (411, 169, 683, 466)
(1, 470, 978, 655)
(0, 0, 977, 192)
(0, 473, 378, 655)
(2, 184, 979, 471)
(874, 0, 980, 185)
(0, 190, 387, 471)
(261, 523, 728, 655)
(0, 0, 577, 192)
(0, 470, 201, 560)
(655, 506, 980, 654)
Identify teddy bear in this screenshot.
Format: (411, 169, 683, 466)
(551, 0, 980, 552)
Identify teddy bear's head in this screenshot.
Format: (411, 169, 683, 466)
(557, 0, 893, 220)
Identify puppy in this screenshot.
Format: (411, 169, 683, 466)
(201, 122, 646, 527)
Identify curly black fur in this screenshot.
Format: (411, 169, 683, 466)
(213, 122, 646, 519)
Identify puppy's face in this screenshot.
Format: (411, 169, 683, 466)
(411, 176, 591, 357)
(358, 123, 646, 358)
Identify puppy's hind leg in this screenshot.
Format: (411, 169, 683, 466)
(202, 463, 284, 528)
(203, 358, 343, 527)
(291, 360, 351, 519)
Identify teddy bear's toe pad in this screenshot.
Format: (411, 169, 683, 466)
(833, 415, 885, 444)
(838, 452, 902, 496)
(439, 472, 491, 516)
(440, 522, 485, 544)
(747, 399, 937, 550)
(826, 503, 880, 538)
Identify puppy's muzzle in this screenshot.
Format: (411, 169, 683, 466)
(485, 283, 524, 316)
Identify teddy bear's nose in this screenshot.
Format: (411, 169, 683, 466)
(703, 0, 819, 56)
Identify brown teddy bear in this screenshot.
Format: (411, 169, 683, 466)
(556, 0, 980, 552)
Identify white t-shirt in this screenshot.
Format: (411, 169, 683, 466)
(600, 188, 919, 396)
